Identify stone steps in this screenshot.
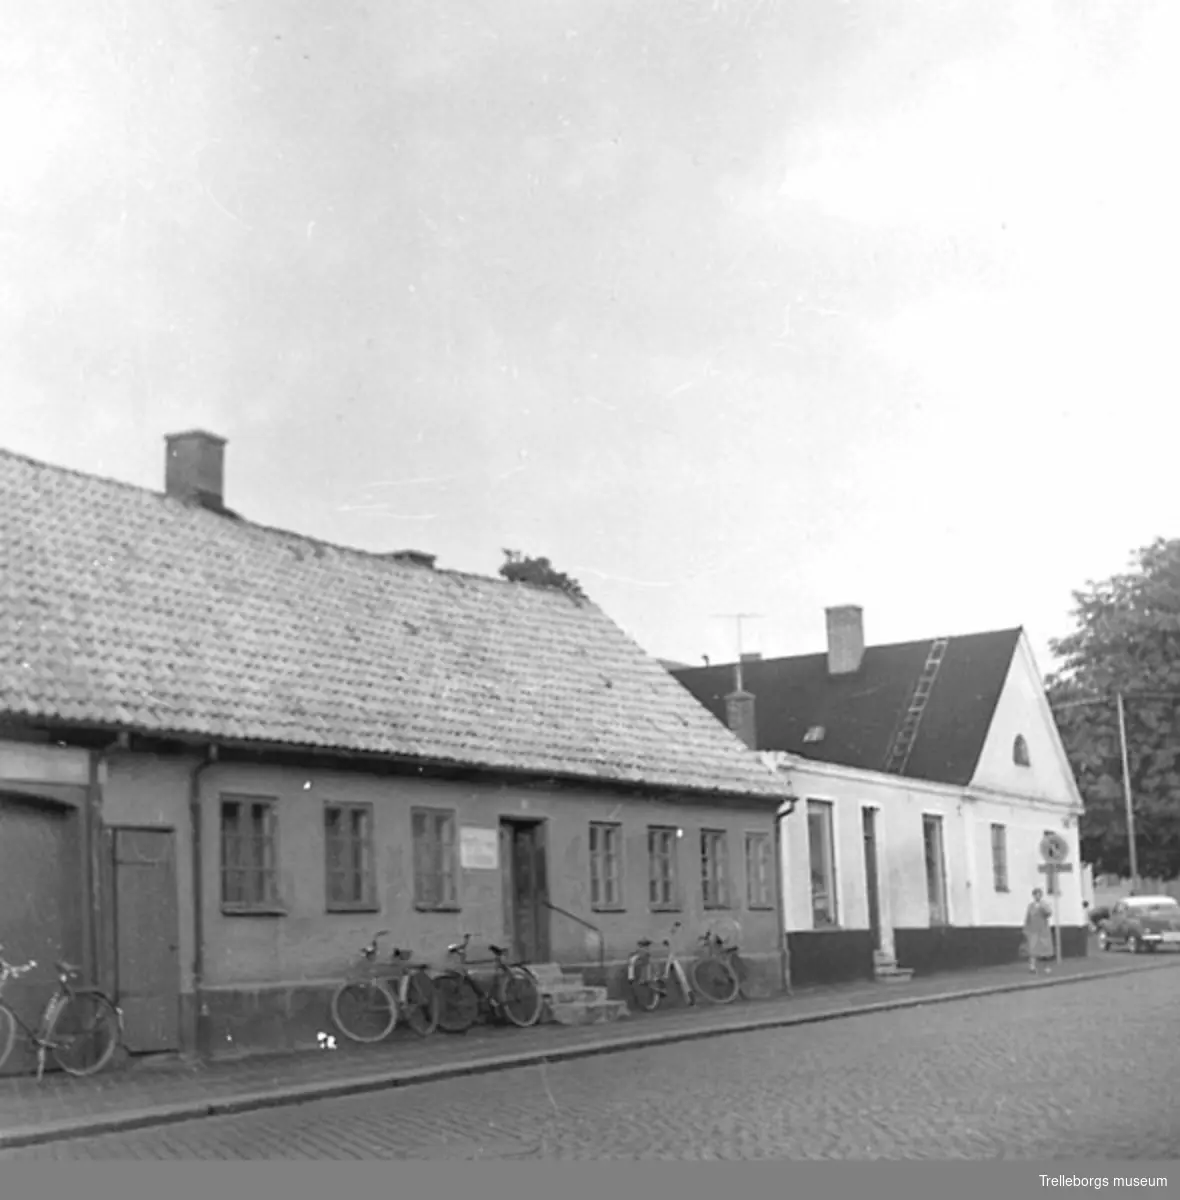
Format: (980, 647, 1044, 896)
(528, 962, 630, 1027)
(873, 951, 915, 985)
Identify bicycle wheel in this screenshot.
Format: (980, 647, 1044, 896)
(627, 954, 661, 1012)
(729, 952, 757, 1000)
(496, 966, 542, 1028)
(48, 992, 121, 1077)
(402, 970, 440, 1037)
(433, 971, 480, 1033)
(690, 956, 740, 1005)
(330, 979, 399, 1044)
(0, 1005, 16, 1074)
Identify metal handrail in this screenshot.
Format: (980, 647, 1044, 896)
(541, 900, 605, 972)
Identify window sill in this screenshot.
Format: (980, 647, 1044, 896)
(746, 904, 775, 912)
(326, 903, 381, 914)
(703, 904, 732, 912)
(414, 903, 461, 913)
(221, 905, 287, 917)
(649, 904, 682, 914)
(591, 905, 626, 914)
(994, 886, 1010, 894)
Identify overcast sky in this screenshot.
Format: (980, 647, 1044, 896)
(4, 0, 1177, 674)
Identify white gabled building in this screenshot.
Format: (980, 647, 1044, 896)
(674, 609, 1086, 986)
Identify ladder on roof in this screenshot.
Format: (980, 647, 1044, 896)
(882, 637, 951, 776)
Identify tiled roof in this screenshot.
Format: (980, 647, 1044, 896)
(672, 629, 1022, 787)
(0, 448, 786, 801)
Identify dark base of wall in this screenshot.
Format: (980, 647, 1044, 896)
(583, 953, 784, 1005)
(787, 930, 876, 987)
(200, 984, 342, 1060)
(894, 925, 1089, 975)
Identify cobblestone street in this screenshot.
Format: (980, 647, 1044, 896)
(4, 965, 1178, 1161)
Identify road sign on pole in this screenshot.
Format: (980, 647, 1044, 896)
(1039, 831, 1070, 864)
(1039, 833, 1072, 964)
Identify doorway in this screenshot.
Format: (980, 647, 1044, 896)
(110, 827, 181, 1053)
(0, 792, 84, 1075)
(499, 818, 550, 963)
(862, 807, 882, 951)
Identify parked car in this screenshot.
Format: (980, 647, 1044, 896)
(1099, 895, 1180, 953)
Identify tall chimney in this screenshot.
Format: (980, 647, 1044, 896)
(725, 689, 757, 750)
(724, 658, 758, 749)
(825, 605, 865, 676)
(165, 431, 227, 511)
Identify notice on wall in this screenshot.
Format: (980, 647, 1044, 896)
(460, 826, 499, 870)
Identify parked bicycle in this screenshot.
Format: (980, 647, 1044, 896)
(432, 934, 543, 1032)
(0, 948, 123, 1080)
(626, 921, 699, 1012)
(690, 931, 746, 1005)
(329, 931, 440, 1044)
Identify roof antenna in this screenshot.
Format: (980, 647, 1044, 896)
(712, 612, 763, 692)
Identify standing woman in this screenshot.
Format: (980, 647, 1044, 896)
(1023, 887, 1055, 974)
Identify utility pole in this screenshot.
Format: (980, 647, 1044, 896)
(711, 613, 763, 691)
(1116, 692, 1139, 891)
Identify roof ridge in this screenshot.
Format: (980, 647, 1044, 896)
(0, 442, 590, 605)
(679, 627, 1024, 673)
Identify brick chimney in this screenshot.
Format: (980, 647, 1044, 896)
(165, 430, 227, 511)
(724, 658, 758, 749)
(825, 605, 865, 676)
(725, 689, 757, 749)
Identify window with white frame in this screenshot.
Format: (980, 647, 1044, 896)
(648, 826, 679, 910)
(807, 800, 838, 927)
(325, 802, 377, 911)
(923, 813, 949, 925)
(220, 795, 280, 912)
(745, 831, 774, 909)
(589, 821, 623, 909)
(411, 807, 458, 910)
(700, 829, 730, 909)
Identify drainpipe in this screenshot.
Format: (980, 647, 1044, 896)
(189, 744, 219, 1057)
(90, 732, 130, 990)
(774, 794, 798, 995)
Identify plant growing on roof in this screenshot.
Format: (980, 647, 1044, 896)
(1047, 537, 1180, 880)
(499, 550, 588, 603)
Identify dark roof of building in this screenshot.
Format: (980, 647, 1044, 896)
(671, 628, 1023, 787)
(0, 446, 787, 801)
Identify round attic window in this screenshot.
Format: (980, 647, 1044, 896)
(1013, 735, 1030, 767)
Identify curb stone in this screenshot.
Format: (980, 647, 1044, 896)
(2, 957, 1177, 1151)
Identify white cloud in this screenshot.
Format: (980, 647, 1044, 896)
(770, 2, 1180, 242)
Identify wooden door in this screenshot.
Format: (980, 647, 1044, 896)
(112, 828, 181, 1052)
(500, 820, 550, 963)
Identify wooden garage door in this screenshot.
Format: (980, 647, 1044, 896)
(0, 793, 84, 1076)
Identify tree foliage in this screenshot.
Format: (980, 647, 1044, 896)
(498, 550, 588, 603)
(1047, 537, 1180, 880)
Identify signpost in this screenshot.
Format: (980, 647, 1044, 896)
(1038, 832, 1072, 964)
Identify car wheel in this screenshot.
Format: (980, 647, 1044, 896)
(1099, 930, 1110, 951)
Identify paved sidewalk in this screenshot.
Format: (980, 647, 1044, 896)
(1, 951, 1177, 1150)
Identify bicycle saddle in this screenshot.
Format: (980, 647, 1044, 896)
(446, 942, 464, 954)
(55, 961, 81, 976)
(635, 938, 652, 948)
(487, 944, 506, 956)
